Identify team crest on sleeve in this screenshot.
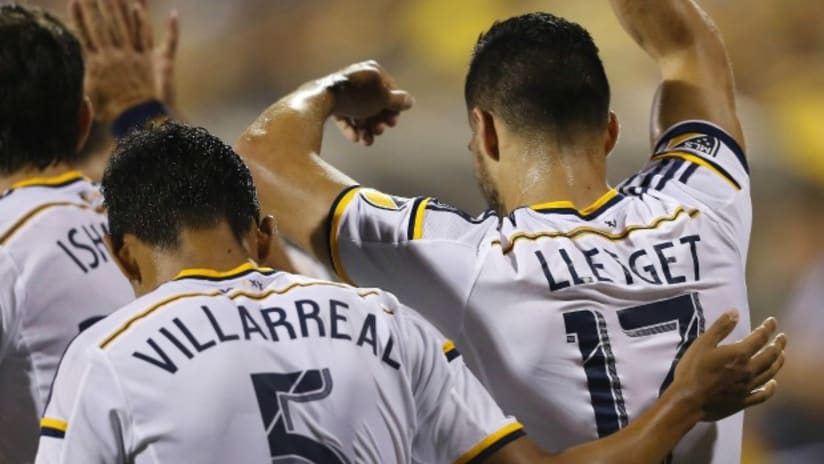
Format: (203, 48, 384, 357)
(666, 133, 721, 157)
(361, 189, 401, 210)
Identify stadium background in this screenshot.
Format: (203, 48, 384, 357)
(27, 0, 824, 461)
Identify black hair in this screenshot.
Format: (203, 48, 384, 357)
(102, 121, 261, 250)
(465, 12, 610, 135)
(0, 4, 86, 173)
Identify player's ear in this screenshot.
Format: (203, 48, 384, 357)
(254, 215, 276, 265)
(605, 110, 620, 158)
(76, 96, 94, 154)
(473, 107, 500, 162)
(105, 234, 142, 285)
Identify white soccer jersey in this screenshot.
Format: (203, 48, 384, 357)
(36, 263, 523, 464)
(0, 171, 134, 463)
(328, 120, 752, 463)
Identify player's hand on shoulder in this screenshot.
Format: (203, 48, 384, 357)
(671, 310, 786, 421)
(327, 60, 414, 146)
(69, 0, 179, 122)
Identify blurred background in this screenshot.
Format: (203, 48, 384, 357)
(27, 0, 824, 462)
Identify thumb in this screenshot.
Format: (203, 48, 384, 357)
(387, 90, 414, 112)
(700, 309, 739, 347)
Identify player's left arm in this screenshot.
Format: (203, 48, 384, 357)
(609, 0, 743, 148)
(35, 341, 129, 464)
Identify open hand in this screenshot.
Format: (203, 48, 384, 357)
(329, 60, 414, 146)
(672, 310, 786, 421)
(70, 0, 179, 122)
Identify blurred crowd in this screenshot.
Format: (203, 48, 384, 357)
(24, 0, 824, 462)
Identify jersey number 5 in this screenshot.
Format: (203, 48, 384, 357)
(251, 368, 351, 463)
(563, 293, 705, 438)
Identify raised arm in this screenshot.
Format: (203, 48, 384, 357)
(609, 0, 744, 148)
(235, 62, 413, 264)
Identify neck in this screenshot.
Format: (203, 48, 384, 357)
(0, 162, 80, 191)
(500, 139, 610, 214)
(136, 224, 256, 295)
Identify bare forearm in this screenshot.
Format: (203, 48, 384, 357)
(610, 0, 743, 145)
(546, 386, 701, 464)
(236, 81, 356, 262)
(609, 0, 724, 61)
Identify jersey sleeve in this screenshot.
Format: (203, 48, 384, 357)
(35, 339, 129, 464)
(398, 306, 524, 464)
(619, 120, 751, 248)
(329, 187, 498, 337)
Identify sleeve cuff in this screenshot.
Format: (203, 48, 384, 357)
(454, 422, 526, 464)
(110, 100, 170, 138)
(326, 185, 361, 284)
(653, 120, 748, 174)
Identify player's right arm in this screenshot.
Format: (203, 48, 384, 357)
(35, 339, 129, 464)
(404, 304, 785, 464)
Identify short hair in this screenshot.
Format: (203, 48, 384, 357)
(465, 12, 610, 135)
(0, 4, 85, 173)
(102, 121, 261, 250)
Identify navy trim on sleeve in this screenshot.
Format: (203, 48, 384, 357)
(655, 120, 749, 174)
(406, 197, 425, 241)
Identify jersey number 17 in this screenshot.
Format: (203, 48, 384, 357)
(563, 293, 705, 438)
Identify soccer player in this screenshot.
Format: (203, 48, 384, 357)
(0, 3, 173, 461)
(37, 121, 783, 463)
(237, 1, 764, 461)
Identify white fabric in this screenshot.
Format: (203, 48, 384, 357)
(0, 174, 134, 463)
(333, 120, 752, 463)
(36, 268, 520, 464)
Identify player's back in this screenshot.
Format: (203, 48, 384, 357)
(466, 183, 749, 462)
(37, 264, 522, 463)
(331, 120, 752, 463)
(0, 171, 134, 462)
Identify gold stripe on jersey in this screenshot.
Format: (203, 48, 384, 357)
(530, 189, 619, 214)
(454, 421, 525, 464)
(329, 187, 361, 285)
(651, 151, 741, 190)
(493, 206, 699, 254)
(0, 201, 94, 245)
(40, 417, 68, 432)
(442, 340, 456, 353)
(100, 291, 224, 348)
(174, 262, 273, 281)
(100, 281, 381, 349)
(664, 132, 702, 150)
(411, 198, 431, 240)
(9, 170, 90, 189)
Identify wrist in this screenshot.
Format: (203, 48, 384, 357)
(661, 379, 705, 426)
(110, 100, 170, 138)
(290, 75, 342, 118)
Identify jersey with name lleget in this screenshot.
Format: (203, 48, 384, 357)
(36, 265, 523, 464)
(0, 171, 134, 463)
(329, 121, 752, 463)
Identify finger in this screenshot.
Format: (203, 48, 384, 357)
(387, 90, 414, 112)
(334, 117, 359, 143)
(698, 310, 739, 347)
(736, 317, 778, 357)
(69, 0, 96, 51)
(80, 0, 109, 48)
(745, 335, 783, 380)
(131, 1, 153, 52)
(748, 351, 784, 391)
(160, 10, 180, 59)
(742, 379, 777, 408)
(384, 112, 400, 127)
(97, 0, 129, 47)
